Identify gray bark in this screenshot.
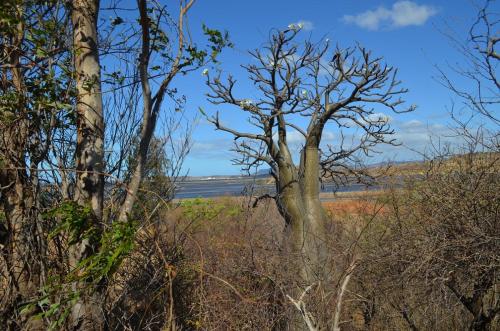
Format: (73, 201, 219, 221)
(70, 0, 105, 329)
(276, 144, 329, 286)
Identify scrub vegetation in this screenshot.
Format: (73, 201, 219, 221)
(0, 0, 498, 330)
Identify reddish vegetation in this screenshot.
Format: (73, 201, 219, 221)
(322, 199, 387, 217)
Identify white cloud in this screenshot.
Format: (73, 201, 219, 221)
(391, 1, 438, 27)
(190, 138, 234, 159)
(287, 130, 306, 144)
(319, 118, 456, 162)
(400, 119, 423, 129)
(322, 131, 336, 141)
(343, 1, 438, 31)
(273, 129, 336, 145)
(390, 119, 457, 156)
(272, 129, 305, 145)
(344, 7, 391, 30)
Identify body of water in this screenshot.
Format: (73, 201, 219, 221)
(174, 177, 375, 199)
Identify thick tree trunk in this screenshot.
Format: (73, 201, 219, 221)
(71, 0, 105, 329)
(273, 144, 330, 330)
(300, 145, 329, 281)
(279, 194, 328, 283)
(468, 294, 495, 331)
(277, 145, 328, 283)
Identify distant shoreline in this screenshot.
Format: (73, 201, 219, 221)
(174, 177, 384, 200)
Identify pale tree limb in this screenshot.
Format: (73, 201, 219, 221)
(286, 283, 319, 331)
(333, 260, 358, 331)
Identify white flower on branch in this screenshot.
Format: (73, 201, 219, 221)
(239, 99, 253, 108)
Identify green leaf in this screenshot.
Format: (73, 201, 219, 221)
(19, 303, 35, 315)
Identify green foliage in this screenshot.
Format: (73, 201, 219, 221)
(183, 24, 232, 66)
(30, 202, 139, 327)
(74, 219, 138, 283)
(0, 0, 76, 169)
(202, 24, 233, 62)
(21, 213, 137, 328)
(104, 71, 126, 85)
(0, 91, 20, 123)
(179, 197, 243, 223)
(46, 201, 98, 245)
(148, 14, 170, 53)
(47, 200, 138, 283)
(20, 290, 77, 331)
(180, 198, 225, 221)
(0, 0, 21, 31)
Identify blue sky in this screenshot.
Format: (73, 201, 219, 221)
(162, 0, 489, 176)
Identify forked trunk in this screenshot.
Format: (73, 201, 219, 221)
(278, 144, 328, 283)
(273, 143, 329, 330)
(278, 190, 329, 285)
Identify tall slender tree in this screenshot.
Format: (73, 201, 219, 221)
(70, 0, 105, 328)
(118, 0, 230, 222)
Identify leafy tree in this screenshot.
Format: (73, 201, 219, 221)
(117, 0, 230, 223)
(1, 0, 230, 329)
(0, 0, 73, 327)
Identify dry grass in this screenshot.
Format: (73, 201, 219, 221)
(104, 164, 499, 331)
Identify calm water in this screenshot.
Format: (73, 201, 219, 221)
(174, 177, 374, 199)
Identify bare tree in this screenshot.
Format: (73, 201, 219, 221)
(439, 0, 499, 124)
(205, 27, 413, 285)
(430, 2, 500, 328)
(351, 4, 499, 329)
